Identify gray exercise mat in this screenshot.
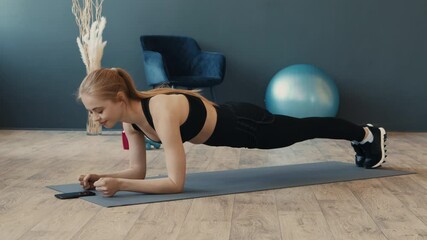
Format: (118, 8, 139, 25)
(47, 161, 413, 208)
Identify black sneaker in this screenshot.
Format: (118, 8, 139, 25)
(359, 126, 387, 169)
(351, 124, 373, 167)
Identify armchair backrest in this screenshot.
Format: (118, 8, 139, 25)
(140, 35, 201, 76)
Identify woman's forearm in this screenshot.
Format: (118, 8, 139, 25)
(118, 177, 183, 194)
(99, 168, 145, 180)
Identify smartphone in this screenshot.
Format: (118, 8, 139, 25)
(55, 190, 96, 199)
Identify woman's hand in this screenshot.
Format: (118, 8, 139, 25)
(94, 177, 121, 197)
(79, 174, 101, 190)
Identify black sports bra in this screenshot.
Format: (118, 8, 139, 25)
(131, 94, 207, 143)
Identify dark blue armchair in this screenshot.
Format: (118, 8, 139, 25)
(140, 35, 226, 102)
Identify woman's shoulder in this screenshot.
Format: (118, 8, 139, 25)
(150, 94, 186, 107)
(149, 94, 189, 125)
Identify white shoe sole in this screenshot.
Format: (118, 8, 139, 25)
(371, 127, 387, 168)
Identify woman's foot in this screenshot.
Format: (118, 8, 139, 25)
(351, 124, 373, 167)
(359, 125, 387, 169)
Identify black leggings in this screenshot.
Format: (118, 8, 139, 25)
(204, 102, 365, 149)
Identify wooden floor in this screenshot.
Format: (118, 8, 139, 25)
(0, 130, 427, 240)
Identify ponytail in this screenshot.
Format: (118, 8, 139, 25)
(114, 68, 144, 100)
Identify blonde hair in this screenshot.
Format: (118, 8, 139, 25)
(77, 68, 216, 106)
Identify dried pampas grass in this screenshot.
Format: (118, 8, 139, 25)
(72, 0, 107, 74)
(72, 0, 106, 134)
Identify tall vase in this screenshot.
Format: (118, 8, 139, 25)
(71, 0, 107, 136)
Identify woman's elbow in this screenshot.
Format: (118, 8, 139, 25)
(132, 169, 146, 179)
(170, 179, 184, 193)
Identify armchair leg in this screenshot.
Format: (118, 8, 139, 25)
(210, 86, 217, 102)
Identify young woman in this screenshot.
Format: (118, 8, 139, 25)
(78, 68, 387, 197)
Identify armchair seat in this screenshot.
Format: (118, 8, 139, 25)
(140, 35, 226, 102)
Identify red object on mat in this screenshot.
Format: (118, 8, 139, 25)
(122, 131, 129, 150)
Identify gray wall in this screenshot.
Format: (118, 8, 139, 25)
(1, 0, 426, 131)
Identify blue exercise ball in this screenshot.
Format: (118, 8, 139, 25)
(265, 64, 339, 118)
